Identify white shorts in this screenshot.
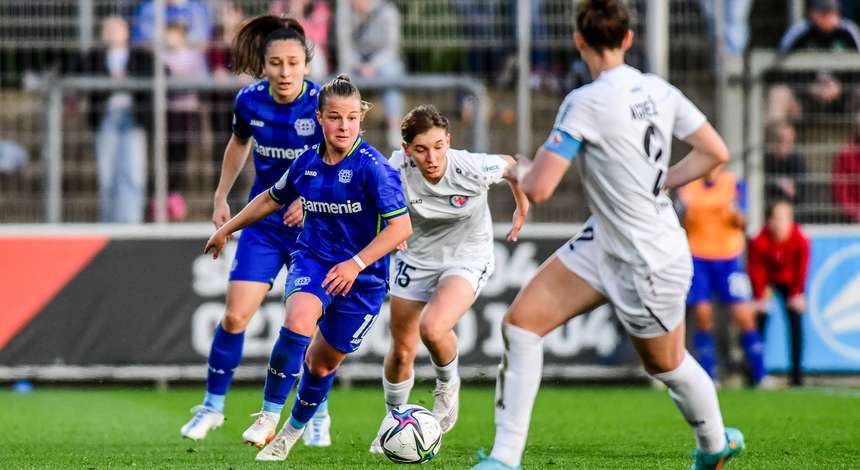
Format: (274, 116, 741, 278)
(556, 222, 693, 338)
(389, 252, 494, 303)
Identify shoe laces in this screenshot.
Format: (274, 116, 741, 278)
(249, 411, 277, 428)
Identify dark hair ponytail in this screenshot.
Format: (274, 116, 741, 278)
(318, 74, 373, 116)
(232, 15, 312, 78)
(575, 0, 630, 53)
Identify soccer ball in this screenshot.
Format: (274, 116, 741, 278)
(378, 404, 442, 464)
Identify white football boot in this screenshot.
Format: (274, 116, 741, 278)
(368, 417, 387, 454)
(256, 424, 303, 461)
(180, 405, 225, 441)
(302, 411, 332, 447)
(242, 411, 280, 448)
(432, 377, 460, 433)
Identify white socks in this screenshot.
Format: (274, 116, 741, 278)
(383, 371, 414, 412)
(490, 323, 544, 468)
(432, 352, 460, 384)
(652, 351, 727, 454)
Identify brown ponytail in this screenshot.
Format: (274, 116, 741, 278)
(232, 15, 312, 78)
(575, 0, 630, 53)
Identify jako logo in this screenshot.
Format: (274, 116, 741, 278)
(250, 119, 265, 127)
(809, 244, 860, 361)
(449, 195, 469, 208)
(254, 141, 309, 160)
(301, 196, 363, 214)
(294, 276, 311, 286)
(304, 170, 317, 177)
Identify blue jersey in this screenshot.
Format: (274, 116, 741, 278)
(232, 79, 323, 232)
(268, 138, 408, 287)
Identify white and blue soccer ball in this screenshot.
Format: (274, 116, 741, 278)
(378, 404, 442, 464)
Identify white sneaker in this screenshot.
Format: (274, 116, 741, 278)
(302, 412, 331, 447)
(432, 378, 460, 433)
(242, 411, 280, 448)
(180, 405, 224, 441)
(256, 424, 303, 461)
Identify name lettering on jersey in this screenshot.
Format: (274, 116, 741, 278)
(301, 196, 363, 214)
(254, 141, 309, 160)
(250, 119, 265, 127)
(304, 170, 317, 177)
(630, 96, 658, 120)
(294, 118, 316, 136)
(338, 169, 353, 184)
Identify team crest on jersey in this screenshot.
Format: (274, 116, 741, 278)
(449, 195, 469, 208)
(294, 118, 316, 136)
(338, 169, 353, 184)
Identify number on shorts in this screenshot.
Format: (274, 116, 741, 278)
(395, 260, 415, 288)
(352, 314, 377, 340)
(568, 226, 594, 251)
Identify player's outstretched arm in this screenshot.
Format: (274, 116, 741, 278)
(502, 155, 530, 241)
(520, 147, 572, 203)
(204, 191, 282, 259)
(323, 213, 413, 296)
(212, 134, 253, 229)
(664, 122, 730, 190)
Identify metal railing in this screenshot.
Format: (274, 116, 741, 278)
(35, 74, 488, 223)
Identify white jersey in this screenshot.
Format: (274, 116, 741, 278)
(552, 64, 706, 271)
(388, 148, 510, 269)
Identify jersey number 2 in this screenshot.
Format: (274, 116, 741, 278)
(643, 124, 665, 196)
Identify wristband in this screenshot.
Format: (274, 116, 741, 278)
(352, 254, 367, 270)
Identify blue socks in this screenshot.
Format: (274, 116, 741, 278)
(288, 362, 336, 429)
(262, 327, 310, 414)
(693, 330, 717, 379)
(741, 330, 765, 385)
(204, 324, 244, 411)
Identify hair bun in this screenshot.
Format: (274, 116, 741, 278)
(335, 73, 352, 83)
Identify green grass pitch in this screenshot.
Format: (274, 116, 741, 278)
(1, 385, 858, 469)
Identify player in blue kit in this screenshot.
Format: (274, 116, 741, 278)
(180, 15, 325, 444)
(204, 74, 412, 463)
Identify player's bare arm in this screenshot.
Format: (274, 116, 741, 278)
(501, 155, 530, 241)
(204, 191, 283, 258)
(212, 134, 253, 229)
(520, 147, 572, 203)
(664, 122, 730, 190)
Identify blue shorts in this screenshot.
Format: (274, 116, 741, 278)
(687, 256, 752, 306)
(285, 251, 387, 354)
(229, 222, 298, 285)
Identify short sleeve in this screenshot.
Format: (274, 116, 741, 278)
(388, 150, 405, 169)
(671, 86, 707, 140)
(366, 159, 408, 219)
(454, 150, 511, 192)
(231, 91, 252, 140)
(553, 90, 599, 144)
(268, 168, 297, 205)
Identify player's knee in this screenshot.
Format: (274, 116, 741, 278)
(503, 309, 542, 336)
(418, 319, 447, 346)
(388, 344, 417, 372)
(222, 310, 253, 333)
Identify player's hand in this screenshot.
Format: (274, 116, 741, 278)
(397, 240, 408, 251)
(323, 259, 361, 296)
(212, 198, 231, 231)
(754, 299, 768, 313)
(283, 198, 304, 227)
(507, 203, 528, 241)
(788, 294, 806, 314)
(204, 229, 229, 259)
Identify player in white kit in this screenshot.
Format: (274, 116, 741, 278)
(472, 2, 744, 470)
(369, 104, 529, 453)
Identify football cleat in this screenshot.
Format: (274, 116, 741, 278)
(242, 411, 280, 448)
(302, 411, 331, 447)
(691, 427, 745, 470)
(470, 449, 522, 470)
(255, 424, 303, 461)
(180, 405, 225, 441)
(432, 377, 461, 433)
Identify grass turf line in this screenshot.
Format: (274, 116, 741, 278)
(0, 386, 858, 469)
